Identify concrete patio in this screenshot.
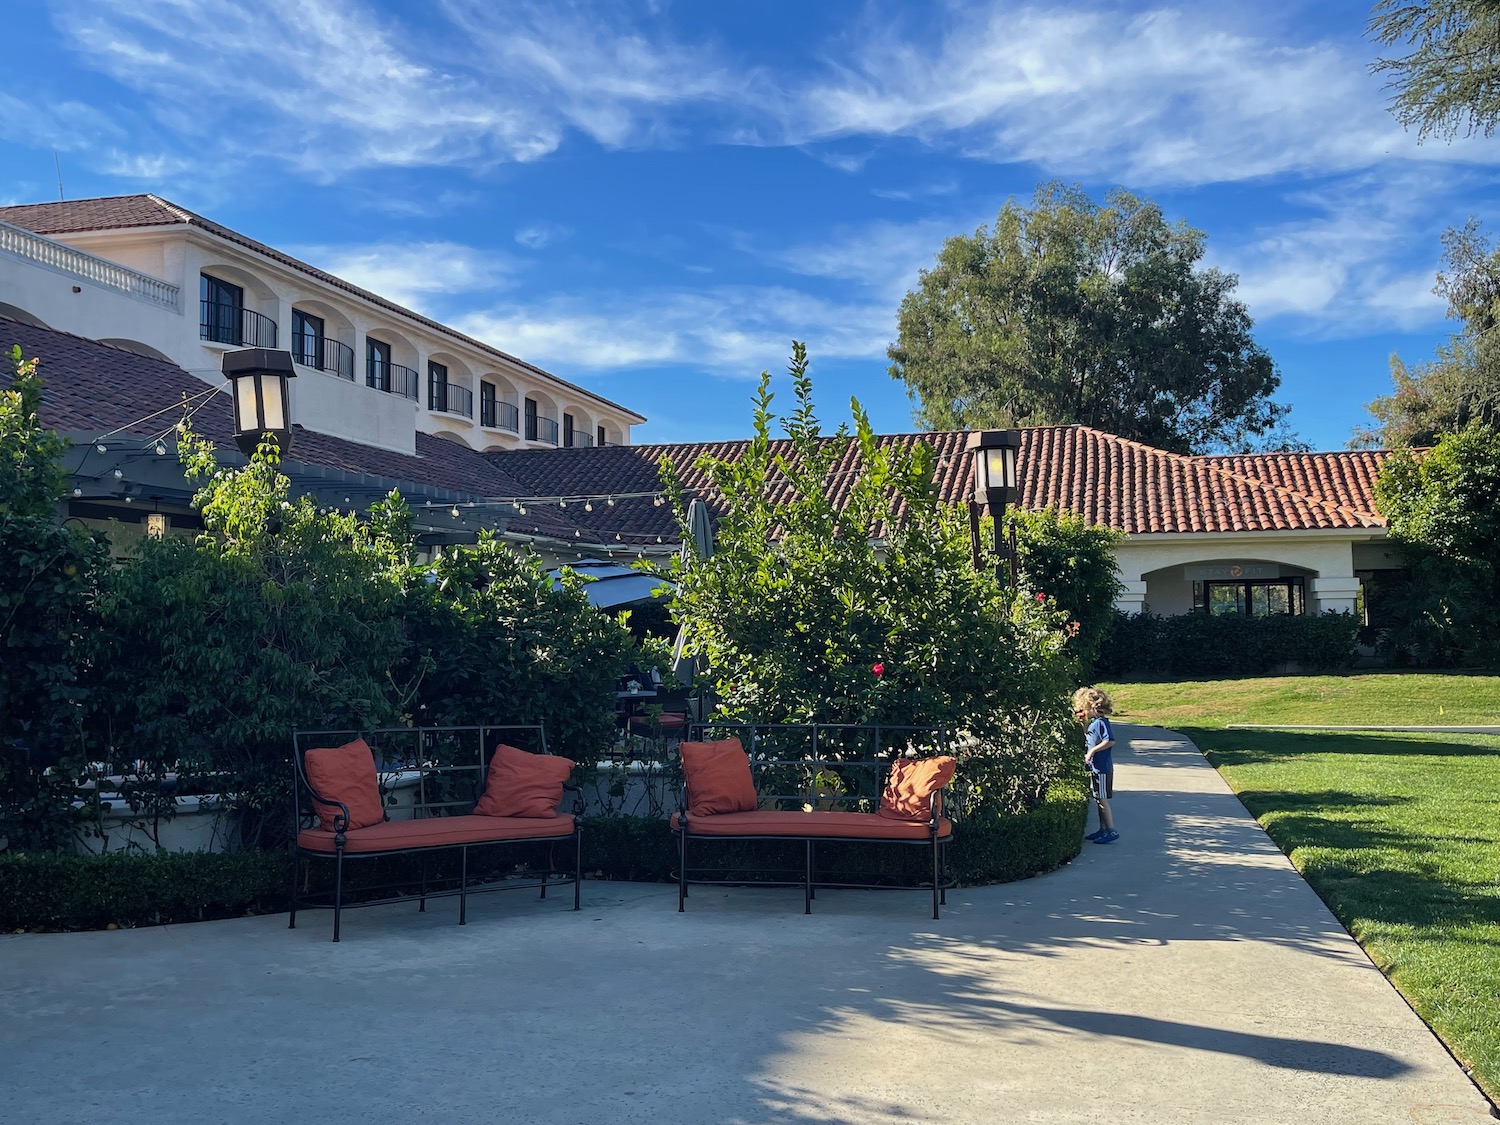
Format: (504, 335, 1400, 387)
(0, 725, 1491, 1124)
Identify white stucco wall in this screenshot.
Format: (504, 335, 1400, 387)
(1114, 530, 1384, 616)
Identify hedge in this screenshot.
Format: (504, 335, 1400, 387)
(3, 792, 1087, 932)
(1095, 610, 1360, 679)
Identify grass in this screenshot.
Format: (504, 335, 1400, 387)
(1098, 672, 1500, 1103)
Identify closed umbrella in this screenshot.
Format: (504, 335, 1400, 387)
(670, 500, 715, 684)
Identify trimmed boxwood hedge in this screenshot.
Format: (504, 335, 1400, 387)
(1095, 610, 1359, 679)
(2, 789, 1087, 932)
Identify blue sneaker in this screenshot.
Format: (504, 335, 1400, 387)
(1093, 830, 1119, 844)
(1085, 829, 1105, 841)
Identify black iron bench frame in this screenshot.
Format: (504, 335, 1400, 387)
(675, 723, 956, 919)
(290, 725, 582, 941)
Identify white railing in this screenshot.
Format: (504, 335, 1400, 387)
(0, 219, 181, 312)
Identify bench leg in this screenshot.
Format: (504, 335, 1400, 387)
(940, 841, 948, 906)
(808, 841, 816, 900)
(931, 835, 940, 921)
(459, 846, 468, 926)
(540, 862, 548, 900)
(573, 827, 582, 911)
(332, 847, 344, 943)
(419, 855, 427, 913)
(677, 829, 687, 912)
(288, 855, 299, 930)
(804, 840, 812, 915)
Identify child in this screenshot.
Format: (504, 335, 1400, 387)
(1072, 686, 1118, 844)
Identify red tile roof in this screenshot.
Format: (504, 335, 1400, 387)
(487, 427, 1387, 540)
(3, 312, 1388, 543)
(0, 195, 643, 424)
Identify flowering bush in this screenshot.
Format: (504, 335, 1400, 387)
(663, 345, 1082, 813)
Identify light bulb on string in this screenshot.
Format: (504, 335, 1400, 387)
(653, 495, 664, 507)
(614, 532, 622, 541)
(451, 506, 460, 518)
(606, 496, 616, 507)
(155, 442, 167, 456)
(113, 468, 124, 479)
(558, 499, 567, 509)
(96, 443, 107, 453)
(584, 501, 593, 512)
(72, 487, 82, 498)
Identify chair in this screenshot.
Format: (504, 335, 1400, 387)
(628, 687, 693, 742)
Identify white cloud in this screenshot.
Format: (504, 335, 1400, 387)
(1213, 170, 1461, 335)
(452, 285, 894, 374)
(294, 241, 513, 312)
(515, 223, 572, 250)
(789, 6, 1500, 187)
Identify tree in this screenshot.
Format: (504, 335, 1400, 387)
(1369, 0, 1500, 141)
(666, 344, 1082, 814)
(887, 182, 1289, 455)
(0, 347, 110, 851)
(1373, 425, 1500, 665)
(1358, 220, 1500, 446)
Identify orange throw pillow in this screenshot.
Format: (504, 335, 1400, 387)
(304, 738, 385, 832)
(878, 756, 957, 822)
(474, 744, 576, 818)
(679, 739, 759, 817)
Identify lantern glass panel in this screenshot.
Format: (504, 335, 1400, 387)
(260, 375, 286, 430)
(234, 378, 258, 433)
(987, 445, 1017, 489)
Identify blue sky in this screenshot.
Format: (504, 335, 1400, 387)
(2, 0, 1496, 450)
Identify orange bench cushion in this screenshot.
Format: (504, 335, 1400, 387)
(303, 738, 385, 832)
(671, 810, 951, 840)
(878, 756, 957, 822)
(474, 744, 575, 818)
(679, 739, 758, 816)
(298, 813, 575, 854)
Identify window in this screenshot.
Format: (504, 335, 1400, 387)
(563, 412, 575, 447)
(1192, 577, 1306, 617)
(429, 361, 448, 411)
(524, 397, 538, 441)
(292, 310, 325, 369)
(199, 274, 243, 344)
(597, 425, 607, 447)
(480, 381, 497, 428)
(367, 339, 391, 390)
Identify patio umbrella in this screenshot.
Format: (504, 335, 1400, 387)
(549, 558, 672, 609)
(670, 500, 715, 683)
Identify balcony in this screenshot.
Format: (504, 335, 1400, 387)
(1, 219, 181, 311)
(430, 381, 473, 419)
(200, 301, 278, 348)
(293, 334, 355, 380)
(368, 358, 420, 400)
(566, 431, 594, 448)
(530, 416, 559, 446)
(481, 400, 519, 432)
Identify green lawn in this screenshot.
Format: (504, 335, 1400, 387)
(1098, 674, 1500, 1103)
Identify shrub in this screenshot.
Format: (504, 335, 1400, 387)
(0, 348, 111, 851)
(397, 535, 634, 764)
(1009, 506, 1123, 675)
(662, 345, 1081, 817)
(0, 850, 291, 931)
(1095, 610, 1359, 679)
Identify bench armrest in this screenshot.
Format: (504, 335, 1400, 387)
(561, 782, 585, 817)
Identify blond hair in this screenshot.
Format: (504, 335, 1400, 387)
(1071, 687, 1113, 718)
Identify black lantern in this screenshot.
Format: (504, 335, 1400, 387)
(223, 348, 296, 458)
(965, 429, 1022, 580)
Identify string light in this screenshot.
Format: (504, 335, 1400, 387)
(113, 468, 124, 479)
(72, 487, 82, 497)
(96, 443, 107, 453)
(653, 494, 664, 507)
(584, 501, 593, 512)
(558, 500, 567, 508)
(155, 442, 167, 456)
(450, 506, 461, 518)
(607, 497, 616, 507)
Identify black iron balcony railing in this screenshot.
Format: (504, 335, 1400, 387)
(199, 301, 277, 348)
(481, 400, 519, 431)
(532, 416, 559, 445)
(430, 380, 474, 418)
(293, 334, 355, 380)
(367, 359, 420, 400)
(566, 430, 594, 448)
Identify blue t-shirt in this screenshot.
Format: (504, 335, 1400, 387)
(1086, 716, 1114, 773)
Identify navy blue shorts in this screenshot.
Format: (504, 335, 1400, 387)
(1088, 762, 1114, 800)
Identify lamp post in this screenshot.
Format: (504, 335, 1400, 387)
(223, 348, 296, 458)
(965, 429, 1022, 583)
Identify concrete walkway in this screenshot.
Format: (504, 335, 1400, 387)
(0, 725, 1491, 1125)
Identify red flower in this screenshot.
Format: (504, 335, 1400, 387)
(1036, 592, 1047, 602)
(871, 662, 885, 677)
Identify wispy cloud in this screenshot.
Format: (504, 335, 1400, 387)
(790, 6, 1500, 186)
(453, 285, 894, 375)
(515, 222, 572, 250)
(295, 241, 514, 312)
(1213, 170, 1467, 335)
